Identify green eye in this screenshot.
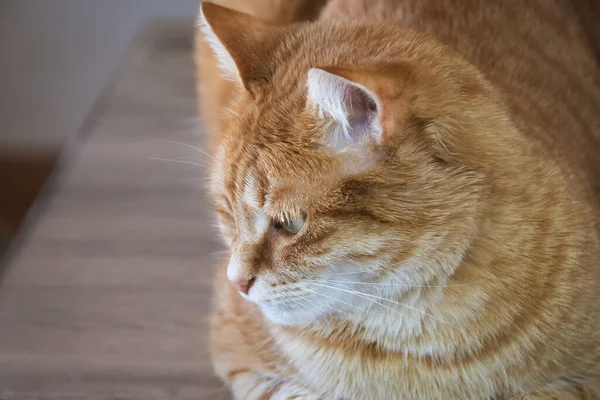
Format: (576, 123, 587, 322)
(275, 214, 306, 235)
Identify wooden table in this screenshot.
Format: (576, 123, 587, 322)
(0, 19, 227, 400)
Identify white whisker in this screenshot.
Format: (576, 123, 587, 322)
(305, 289, 356, 317)
(304, 288, 364, 318)
(145, 139, 217, 162)
(306, 278, 487, 289)
(146, 156, 209, 168)
(289, 296, 324, 330)
(170, 156, 210, 162)
(323, 267, 388, 277)
(311, 282, 437, 334)
(201, 249, 229, 261)
(327, 281, 456, 329)
(302, 297, 332, 332)
(182, 176, 212, 182)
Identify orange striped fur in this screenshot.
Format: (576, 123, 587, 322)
(195, 0, 600, 398)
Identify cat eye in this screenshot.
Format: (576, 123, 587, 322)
(274, 214, 306, 235)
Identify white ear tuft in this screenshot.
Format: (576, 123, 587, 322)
(307, 68, 381, 151)
(197, 7, 240, 82)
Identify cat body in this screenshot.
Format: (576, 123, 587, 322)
(196, 0, 600, 398)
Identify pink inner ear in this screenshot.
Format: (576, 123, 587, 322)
(347, 86, 378, 144)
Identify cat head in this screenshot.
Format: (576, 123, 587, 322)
(199, 3, 516, 328)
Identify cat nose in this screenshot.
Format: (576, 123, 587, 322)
(230, 277, 255, 295)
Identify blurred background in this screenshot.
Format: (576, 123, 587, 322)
(0, 1, 226, 398)
(0, 0, 197, 249)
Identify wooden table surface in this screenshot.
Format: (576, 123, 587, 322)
(0, 19, 228, 400)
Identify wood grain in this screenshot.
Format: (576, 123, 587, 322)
(0, 19, 228, 400)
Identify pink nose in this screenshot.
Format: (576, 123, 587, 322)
(231, 278, 255, 295)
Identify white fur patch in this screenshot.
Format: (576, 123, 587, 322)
(241, 172, 270, 237)
(197, 6, 240, 82)
(253, 212, 270, 237)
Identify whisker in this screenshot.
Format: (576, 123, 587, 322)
(329, 282, 456, 329)
(202, 249, 229, 257)
(288, 296, 324, 330)
(309, 294, 357, 321)
(145, 139, 217, 162)
(146, 156, 208, 168)
(315, 298, 354, 320)
(169, 156, 210, 162)
(311, 282, 437, 334)
(304, 288, 364, 318)
(320, 256, 488, 289)
(306, 278, 487, 289)
(182, 176, 212, 182)
(302, 297, 332, 332)
(318, 282, 450, 329)
(323, 267, 385, 277)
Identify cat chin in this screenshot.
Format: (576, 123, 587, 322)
(258, 303, 318, 327)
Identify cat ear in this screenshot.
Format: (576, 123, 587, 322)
(307, 66, 382, 151)
(198, 2, 279, 89)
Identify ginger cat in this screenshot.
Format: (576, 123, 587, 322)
(195, 0, 600, 398)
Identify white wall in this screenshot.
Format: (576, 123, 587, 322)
(0, 0, 199, 151)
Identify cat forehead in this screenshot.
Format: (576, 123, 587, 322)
(240, 169, 309, 215)
(212, 131, 354, 215)
(211, 147, 302, 209)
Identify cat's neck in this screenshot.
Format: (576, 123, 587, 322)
(275, 153, 599, 361)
